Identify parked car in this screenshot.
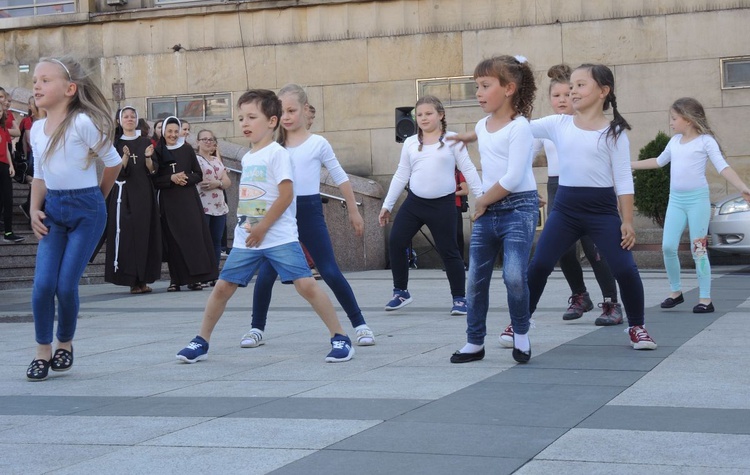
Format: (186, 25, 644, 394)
(708, 193, 750, 254)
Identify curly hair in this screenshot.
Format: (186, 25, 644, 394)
(473, 55, 537, 119)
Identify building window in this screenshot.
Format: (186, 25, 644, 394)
(416, 76, 476, 106)
(721, 57, 750, 89)
(0, 0, 75, 18)
(147, 93, 232, 122)
(154, 0, 215, 4)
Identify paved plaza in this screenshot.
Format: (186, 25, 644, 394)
(1, 266, 749, 474)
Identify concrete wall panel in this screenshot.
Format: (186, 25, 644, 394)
(667, 10, 750, 61)
(367, 33, 463, 83)
(562, 16, 667, 66)
(323, 129, 372, 177)
(186, 48, 247, 94)
(616, 60, 722, 114)
(462, 25, 562, 76)
(322, 80, 414, 131)
(276, 40, 368, 87)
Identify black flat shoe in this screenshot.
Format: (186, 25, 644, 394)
(512, 347, 531, 363)
(51, 347, 73, 372)
(693, 302, 715, 314)
(512, 333, 531, 363)
(450, 347, 485, 364)
(660, 293, 684, 309)
(26, 359, 51, 381)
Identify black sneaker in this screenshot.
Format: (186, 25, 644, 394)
(3, 232, 25, 243)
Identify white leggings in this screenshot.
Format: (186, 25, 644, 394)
(662, 187, 711, 298)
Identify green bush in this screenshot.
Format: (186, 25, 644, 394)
(633, 131, 671, 227)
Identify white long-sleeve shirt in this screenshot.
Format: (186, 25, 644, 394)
(475, 115, 536, 194)
(382, 131, 483, 211)
(530, 114, 633, 195)
(656, 134, 729, 192)
(533, 138, 560, 177)
(30, 113, 121, 190)
(286, 134, 349, 197)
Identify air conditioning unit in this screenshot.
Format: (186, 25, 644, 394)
(106, 0, 127, 5)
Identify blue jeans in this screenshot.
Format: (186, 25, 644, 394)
(465, 191, 538, 345)
(204, 213, 227, 270)
(32, 187, 106, 344)
(251, 194, 365, 330)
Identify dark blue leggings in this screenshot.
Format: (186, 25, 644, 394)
(528, 186, 644, 326)
(250, 194, 365, 331)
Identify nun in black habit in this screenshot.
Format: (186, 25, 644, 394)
(105, 106, 162, 293)
(153, 116, 218, 291)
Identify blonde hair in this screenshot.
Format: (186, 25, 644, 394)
(39, 56, 115, 165)
(276, 83, 309, 146)
(415, 95, 447, 152)
(671, 97, 716, 137)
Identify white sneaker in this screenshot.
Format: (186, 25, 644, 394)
(499, 324, 514, 348)
(499, 320, 535, 348)
(355, 325, 375, 346)
(240, 328, 265, 348)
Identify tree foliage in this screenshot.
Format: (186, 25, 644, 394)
(633, 131, 671, 228)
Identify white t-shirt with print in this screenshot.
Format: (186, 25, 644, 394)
(233, 142, 298, 250)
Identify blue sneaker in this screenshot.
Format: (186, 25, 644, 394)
(176, 336, 209, 363)
(325, 334, 354, 362)
(451, 297, 467, 316)
(384, 289, 412, 311)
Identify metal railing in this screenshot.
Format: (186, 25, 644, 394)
(224, 166, 361, 207)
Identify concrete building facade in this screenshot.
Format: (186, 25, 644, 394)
(1, 0, 749, 269)
(2, 0, 749, 195)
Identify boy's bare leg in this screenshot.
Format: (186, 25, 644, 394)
(199, 280, 239, 341)
(293, 277, 346, 336)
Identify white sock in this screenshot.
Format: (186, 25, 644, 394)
(460, 343, 483, 354)
(354, 324, 370, 331)
(514, 332, 530, 352)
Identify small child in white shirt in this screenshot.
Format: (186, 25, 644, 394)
(176, 89, 355, 364)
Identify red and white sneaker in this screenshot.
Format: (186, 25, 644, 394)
(628, 325, 657, 350)
(499, 324, 514, 348)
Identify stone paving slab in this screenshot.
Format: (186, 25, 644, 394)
(534, 428, 750, 470)
(52, 447, 314, 475)
(0, 267, 748, 474)
(274, 450, 528, 475)
(579, 405, 750, 434)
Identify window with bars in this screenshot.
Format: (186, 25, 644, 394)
(147, 93, 232, 122)
(416, 76, 476, 106)
(721, 57, 750, 89)
(0, 0, 75, 18)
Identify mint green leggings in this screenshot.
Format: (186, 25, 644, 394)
(662, 187, 711, 298)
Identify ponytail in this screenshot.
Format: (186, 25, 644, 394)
(577, 63, 630, 145)
(606, 92, 631, 146)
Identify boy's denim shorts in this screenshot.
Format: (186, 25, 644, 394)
(219, 242, 312, 287)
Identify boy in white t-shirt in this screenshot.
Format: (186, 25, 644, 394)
(176, 89, 354, 363)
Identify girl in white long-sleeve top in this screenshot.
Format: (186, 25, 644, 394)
(527, 63, 657, 351)
(632, 97, 750, 313)
(379, 95, 483, 316)
(26, 56, 123, 380)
